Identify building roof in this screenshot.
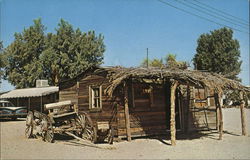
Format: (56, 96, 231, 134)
(60, 66, 249, 96)
(0, 86, 59, 99)
(101, 67, 249, 95)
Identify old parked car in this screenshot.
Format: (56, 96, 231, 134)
(0, 100, 28, 120)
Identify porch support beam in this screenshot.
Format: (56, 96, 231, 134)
(124, 82, 131, 141)
(170, 79, 179, 146)
(184, 84, 190, 134)
(240, 91, 248, 136)
(215, 91, 223, 140)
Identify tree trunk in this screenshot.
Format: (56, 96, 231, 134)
(124, 82, 131, 141)
(240, 91, 248, 136)
(170, 80, 178, 146)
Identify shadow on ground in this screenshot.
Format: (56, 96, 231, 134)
(128, 130, 241, 145)
(30, 130, 242, 147)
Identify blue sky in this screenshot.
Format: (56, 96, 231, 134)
(0, 0, 249, 91)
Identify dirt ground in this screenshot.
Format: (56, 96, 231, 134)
(1, 108, 250, 159)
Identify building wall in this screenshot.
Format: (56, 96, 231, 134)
(8, 93, 58, 112)
(117, 82, 170, 137)
(59, 71, 218, 139)
(60, 73, 120, 137)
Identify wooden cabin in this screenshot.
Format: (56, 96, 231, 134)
(59, 66, 248, 145)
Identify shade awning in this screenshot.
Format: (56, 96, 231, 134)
(0, 86, 59, 99)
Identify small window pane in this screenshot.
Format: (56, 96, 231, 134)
(90, 86, 102, 110)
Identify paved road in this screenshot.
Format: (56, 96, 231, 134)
(1, 108, 250, 159)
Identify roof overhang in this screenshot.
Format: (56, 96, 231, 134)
(0, 86, 59, 99)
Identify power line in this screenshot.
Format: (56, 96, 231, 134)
(193, 0, 249, 25)
(157, 0, 249, 35)
(183, 0, 249, 28)
(174, 0, 249, 30)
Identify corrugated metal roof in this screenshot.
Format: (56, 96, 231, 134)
(0, 86, 59, 98)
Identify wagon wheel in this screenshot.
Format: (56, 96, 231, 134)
(107, 126, 114, 144)
(74, 114, 85, 137)
(25, 111, 34, 138)
(44, 119, 54, 143)
(81, 113, 97, 143)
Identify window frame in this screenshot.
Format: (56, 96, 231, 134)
(89, 85, 102, 111)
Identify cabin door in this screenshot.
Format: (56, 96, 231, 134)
(188, 88, 217, 131)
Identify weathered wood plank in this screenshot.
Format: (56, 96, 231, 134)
(124, 82, 131, 141)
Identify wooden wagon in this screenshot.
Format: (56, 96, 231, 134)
(25, 100, 114, 144)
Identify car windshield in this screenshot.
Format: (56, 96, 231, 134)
(0, 101, 15, 107)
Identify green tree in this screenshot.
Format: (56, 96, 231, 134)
(0, 41, 5, 84)
(40, 19, 105, 85)
(4, 18, 105, 88)
(4, 19, 45, 88)
(165, 54, 188, 69)
(193, 27, 241, 80)
(140, 53, 188, 69)
(151, 58, 164, 68)
(140, 58, 164, 68)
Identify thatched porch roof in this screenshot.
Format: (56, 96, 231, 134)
(91, 66, 249, 96)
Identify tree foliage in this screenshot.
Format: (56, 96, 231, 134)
(0, 41, 5, 84)
(4, 19, 105, 88)
(4, 19, 45, 88)
(193, 27, 241, 81)
(140, 53, 188, 69)
(165, 54, 188, 69)
(140, 58, 164, 68)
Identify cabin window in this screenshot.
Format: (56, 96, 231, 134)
(89, 86, 102, 110)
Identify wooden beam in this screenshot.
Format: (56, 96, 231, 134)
(77, 81, 79, 106)
(240, 91, 248, 136)
(124, 82, 132, 141)
(215, 91, 223, 140)
(216, 104, 220, 131)
(170, 80, 178, 146)
(131, 79, 135, 108)
(178, 90, 184, 131)
(184, 84, 190, 134)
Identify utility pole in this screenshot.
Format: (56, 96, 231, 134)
(146, 48, 149, 68)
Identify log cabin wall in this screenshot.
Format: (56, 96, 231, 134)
(59, 69, 218, 139)
(59, 84, 78, 104)
(77, 74, 120, 137)
(60, 72, 121, 138)
(117, 82, 171, 137)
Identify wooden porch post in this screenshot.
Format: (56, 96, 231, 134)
(240, 91, 248, 136)
(184, 84, 190, 134)
(124, 82, 131, 141)
(215, 91, 223, 140)
(170, 80, 178, 146)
